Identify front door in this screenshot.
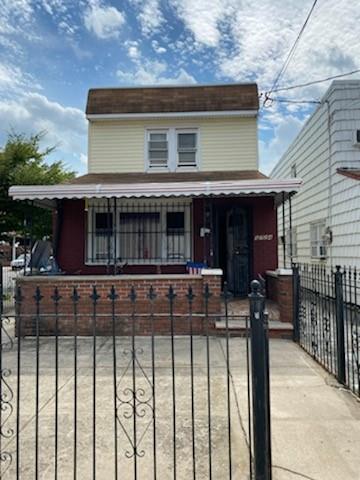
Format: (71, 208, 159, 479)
(226, 207, 250, 296)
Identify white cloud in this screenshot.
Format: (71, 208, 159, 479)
(0, 63, 41, 93)
(152, 40, 166, 54)
(80, 153, 88, 165)
(116, 60, 196, 85)
(171, 0, 230, 47)
(84, 0, 125, 39)
(0, 92, 87, 161)
(259, 112, 305, 174)
(130, 0, 164, 35)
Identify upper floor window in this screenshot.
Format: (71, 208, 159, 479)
(148, 131, 168, 168)
(177, 131, 197, 167)
(146, 128, 199, 171)
(310, 220, 327, 258)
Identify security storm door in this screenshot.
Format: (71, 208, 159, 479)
(226, 207, 250, 296)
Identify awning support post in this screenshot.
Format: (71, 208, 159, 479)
(289, 195, 293, 265)
(113, 197, 117, 275)
(106, 198, 111, 275)
(282, 192, 286, 269)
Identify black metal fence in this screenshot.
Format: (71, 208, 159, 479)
(0, 280, 272, 479)
(293, 264, 360, 398)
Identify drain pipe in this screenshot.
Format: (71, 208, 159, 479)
(325, 99, 333, 264)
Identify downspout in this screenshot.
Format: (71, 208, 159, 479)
(325, 100, 333, 264)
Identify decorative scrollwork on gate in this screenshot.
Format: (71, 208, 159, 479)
(116, 347, 154, 459)
(310, 297, 318, 357)
(323, 315, 332, 357)
(0, 316, 15, 476)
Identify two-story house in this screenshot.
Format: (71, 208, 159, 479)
(10, 84, 300, 330)
(271, 80, 360, 269)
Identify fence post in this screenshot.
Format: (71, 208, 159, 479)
(334, 266, 346, 385)
(292, 264, 300, 343)
(249, 280, 272, 480)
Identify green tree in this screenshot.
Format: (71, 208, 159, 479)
(0, 131, 76, 241)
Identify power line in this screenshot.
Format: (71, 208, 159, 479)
(268, 68, 360, 93)
(264, 0, 319, 106)
(265, 96, 321, 106)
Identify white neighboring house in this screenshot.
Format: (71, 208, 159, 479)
(271, 80, 360, 269)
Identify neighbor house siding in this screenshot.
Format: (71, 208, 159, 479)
(271, 80, 360, 269)
(88, 117, 258, 173)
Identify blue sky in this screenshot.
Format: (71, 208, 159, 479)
(1, 0, 359, 175)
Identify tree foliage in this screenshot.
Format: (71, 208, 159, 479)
(0, 131, 76, 240)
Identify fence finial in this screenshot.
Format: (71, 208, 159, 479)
(250, 279, 261, 295)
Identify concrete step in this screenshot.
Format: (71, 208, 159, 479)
(215, 319, 293, 339)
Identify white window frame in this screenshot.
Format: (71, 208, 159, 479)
(146, 129, 169, 170)
(86, 199, 192, 265)
(310, 220, 327, 259)
(145, 127, 199, 172)
(176, 128, 199, 170)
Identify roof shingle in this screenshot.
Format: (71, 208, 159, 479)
(86, 84, 259, 115)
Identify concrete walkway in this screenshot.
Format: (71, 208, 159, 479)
(265, 341, 360, 480)
(1, 336, 359, 479)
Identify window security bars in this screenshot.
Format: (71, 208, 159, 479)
(0, 281, 272, 479)
(86, 200, 192, 266)
(293, 264, 360, 398)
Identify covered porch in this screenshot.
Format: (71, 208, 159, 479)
(9, 171, 301, 330)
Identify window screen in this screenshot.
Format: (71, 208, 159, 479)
(148, 132, 168, 167)
(177, 132, 197, 167)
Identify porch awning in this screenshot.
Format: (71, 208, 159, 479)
(9, 177, 301, 207)
(10, 177, 302, 203)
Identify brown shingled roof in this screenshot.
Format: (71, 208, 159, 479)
(67, 170, 267, 185)
(86, 84, 259, 115)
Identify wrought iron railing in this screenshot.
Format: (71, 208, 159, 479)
(0, 280, 272, 479)
(293, 264, 360, 398)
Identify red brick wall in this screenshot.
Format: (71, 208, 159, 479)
(57, 197, 278, 278)
(16, 274, 221, 336)
(266, 273, 293, 323)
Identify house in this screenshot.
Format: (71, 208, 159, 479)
(271, 80, 360, 269)
(9, 83, 301, 334)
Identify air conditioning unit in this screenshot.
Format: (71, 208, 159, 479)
(353, 129, 360, 147)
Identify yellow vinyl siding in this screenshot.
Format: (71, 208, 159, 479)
(88, 117, 258, 173)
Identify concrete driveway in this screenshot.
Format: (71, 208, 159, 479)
(1, 335, 359, 479)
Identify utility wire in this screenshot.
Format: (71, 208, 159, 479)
(265, 96, 321, 106)
(269, 68, 360, 93)
(263, 0, 319, 106)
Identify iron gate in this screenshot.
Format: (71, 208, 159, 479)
(0, 280, 271, 479)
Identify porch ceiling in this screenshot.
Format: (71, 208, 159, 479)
(9, 176, 301, 207)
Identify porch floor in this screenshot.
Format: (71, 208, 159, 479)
(217, 299, 293, 338)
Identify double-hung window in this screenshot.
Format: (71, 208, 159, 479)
(177, 131, 197, 167)
(146, 128, 198, 170)
(310, 221, 327, 258)
(148, 130, 168, 168)
(92, 212, 114, 261)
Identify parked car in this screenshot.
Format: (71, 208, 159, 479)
(10, 254, 29, 270)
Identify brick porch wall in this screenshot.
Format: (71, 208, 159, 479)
(266, 270, 293, 323)
(15, 273, 222, 336)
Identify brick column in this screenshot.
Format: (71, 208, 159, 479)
(266, 269, 293, 323)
